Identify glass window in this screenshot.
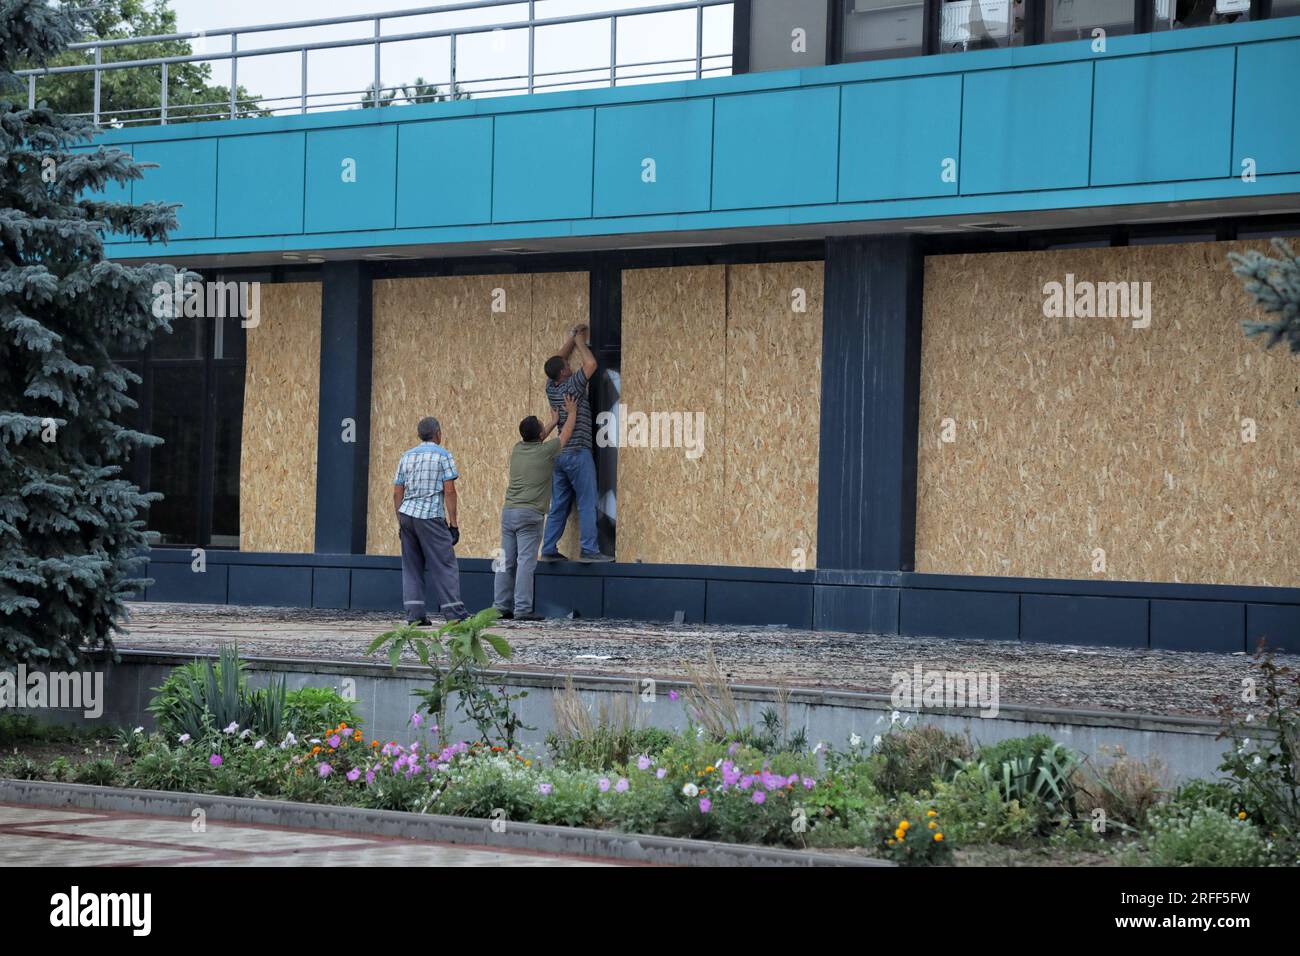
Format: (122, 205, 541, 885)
(1045, 0, 1137, 42)
(841, 0, 925, 62)
(152, 315, 204, 359)
(1270, 0, 1299, 17)
(940, 0, 1025, 52)
(1155, 0, 1252, 30)
(147, 365, 204, 547)
(209, 366, 245, 549)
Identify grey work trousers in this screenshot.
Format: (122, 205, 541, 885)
(398, 512, 467, 622)
(493, 507, 545, 615)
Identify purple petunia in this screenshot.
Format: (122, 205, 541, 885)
(637, 755, 652, 771)
(328, 735, 341, 749)
(752, 790, 766, 805)
(319, 762, 333, 778)
(411, 712, 423, 727)
(656, 768, 667, 779)
(614, 777, 629, 793)
(699, 797, 712, 814)
(538, 782, 553, 796)
(598, 777, 611, 793)
(208, 754, 222, 767)
(346, 768, 361, 782)
(668, 690, 679, 701)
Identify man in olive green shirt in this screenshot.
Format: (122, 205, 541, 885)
(494, 394, 576, 620)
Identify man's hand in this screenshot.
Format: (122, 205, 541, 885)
(563, 393, 577, 417)
(449, 525, 460, 547)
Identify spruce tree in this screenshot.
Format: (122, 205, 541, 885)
(1230, 239, 1300, 354)
(2, 0, 181, 667)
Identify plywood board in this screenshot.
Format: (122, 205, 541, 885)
(725, 262, 822, 569)
(239, 282, 322, 553)
(367, 273, 589, 559)
(916, 239, 1300, 586)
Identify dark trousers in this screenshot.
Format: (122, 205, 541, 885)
(398, 512, 467, 622)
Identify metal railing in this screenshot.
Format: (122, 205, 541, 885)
(17, 0, 735, 127)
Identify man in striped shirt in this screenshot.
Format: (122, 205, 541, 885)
(393, 416, 468, 624)
(540, 324, 612, 563)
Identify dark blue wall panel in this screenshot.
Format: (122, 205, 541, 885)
(604, 577, 707, 622)
(228, 565, 313, 607)
(1247, 603, 1300, 655)
(901, 589, 1018, 641)
(1021, 594, 1148, 648)
(312, 568, 352, 609)
(705, 580, 813, 628)
(1151, 599, 1245, 653)
(459, 571, 496, 615)
(145, 561, 228, 603)
(535, 574, 604, 619)
(813, 584, 899, 634)
(817, 236, 923, 571)
(350, 568, 402, 611)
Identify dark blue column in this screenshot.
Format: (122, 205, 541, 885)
(314, 262, 373, 554)
(817, 235, 924, 572)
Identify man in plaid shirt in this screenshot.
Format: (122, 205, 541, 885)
(393, 416, 468, 624)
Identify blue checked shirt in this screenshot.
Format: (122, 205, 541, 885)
(394, 442, 459, 520)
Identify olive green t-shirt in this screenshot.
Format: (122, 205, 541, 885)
(503, 439, 562, 513)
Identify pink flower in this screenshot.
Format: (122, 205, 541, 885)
(328, 735, 341, 749)
(668, 690, 679, 701)
(346, 768, 361, 782)
(411, 712, 423, 727)
(208, 754, 222, 767)
(538, 783, 553, 796)
(656, 768, 667, 779)
(319, 763, 333, 778)
(802, 777, 816, 790)
(637, 755, 652, 771)
(699, 798, 712, 814)
(752, 790, 766, 805)
(598, 777, 611, 792)
(614, 778, 629, 793)
(365, 771, 375, 785)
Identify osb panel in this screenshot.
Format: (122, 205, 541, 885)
(367, 273, 589, 558)
(239, 282, 322, 553)
(916, 240, 1300, 586)
(725, 262, 822, 569)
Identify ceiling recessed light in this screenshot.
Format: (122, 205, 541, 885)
(281, 253, 301, 260)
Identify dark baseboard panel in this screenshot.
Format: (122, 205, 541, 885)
(136, 549, 1300, 655)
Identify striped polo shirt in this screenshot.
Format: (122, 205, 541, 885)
(546, 366, 593, 451)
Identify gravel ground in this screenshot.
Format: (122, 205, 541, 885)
(113, 603, 1285, 719)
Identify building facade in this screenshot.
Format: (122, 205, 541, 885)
(95, 9, 1300, 652)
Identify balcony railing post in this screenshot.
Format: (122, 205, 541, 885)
(610, 16, 617, 86)
(161, 61, 168, 124)
(230, 33, 238, 118)
(696, 2, 703, 79)
(93, 45, 101, 126)
(374, 18, 382, 106)
(528, 0, 535, 94)
(28, 74, 35, 110)
(450, 32, 457, 98)
(301, 47, 308, 113)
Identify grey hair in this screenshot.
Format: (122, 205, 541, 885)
(417, 416, 441, 441)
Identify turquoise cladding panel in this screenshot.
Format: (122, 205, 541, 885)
(711, 86, 840, 209)
(839, 74, 962, 201)
(134, 138, 217, 239)
(1234, 38, 1300, 176)
(593, 98, 714, 217)
(216, 131, 305, 238)
(305, 125, 397, 233)
(960, 61, 1094, 195)
(396, 117, 494, 227)
(1092, 47, 1235, 186)
(493, 108, 594, 222)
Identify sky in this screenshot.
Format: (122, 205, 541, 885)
(166, 0, 736, 113)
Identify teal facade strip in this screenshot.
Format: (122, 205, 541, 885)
(89, 19, 1300, 259)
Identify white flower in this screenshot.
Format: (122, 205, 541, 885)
(849, 733, 862, 748)
(872, 735, 882, 747)
(254, 740, 266, 750)
(1253, 755, 1262, 766)
(812, 742, 824, 755)
(1245, 713, 1254, 722)
(682, 783, 699, 798)
(133, 726, 144, 735)
(437, 763, 450, 772)
(224, 722, 239, 734)
(178, 733, 191, 744)
(890, 710, 902, 724)
(240, 729, 253, 740)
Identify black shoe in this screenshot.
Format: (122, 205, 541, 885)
(579, 552, 614, 563)
(495, 609, 514, 620)
(538, 551, 568, 562)
(408, 617, 433, 627)
(515, 612, 544, 622)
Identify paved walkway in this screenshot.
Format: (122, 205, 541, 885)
(115, 603, 1287, 718)
(0, 804, 617, 867)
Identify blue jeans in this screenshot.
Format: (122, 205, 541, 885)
(542, 448, 599, 556)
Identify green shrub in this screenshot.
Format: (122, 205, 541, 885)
(0, 755, 43, 779)
(284, 686, 361, 737)
(1076, 746, 1168, 832)
(546, 726, 676, 772)
(1170, 778, 1238, 815)
(874, 796, 954, 865)
(126, 741, 211, 793)
(966, 735, 1081, 827)
(147, 645, 287, 742)
(869, 724, 972, 797)
(932, 764, 1040, 846)
(73, 758, 121, 787)
(1142, 806, 1272, 867)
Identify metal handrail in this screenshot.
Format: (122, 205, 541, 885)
(18, 0, 735, 127)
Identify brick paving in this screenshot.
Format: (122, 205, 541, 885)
(115, 602, 1290, 718)
(0, 804, 617, 867)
